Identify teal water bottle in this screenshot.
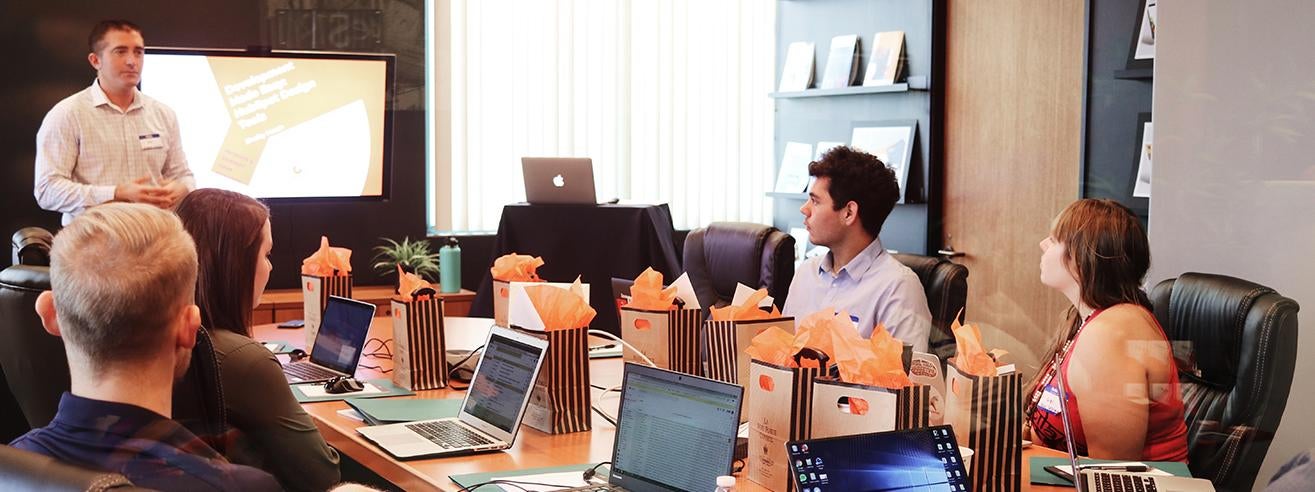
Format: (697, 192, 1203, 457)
(439, 237, 461, 293)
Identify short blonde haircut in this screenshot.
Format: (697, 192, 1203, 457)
(50, 203, 198, 368)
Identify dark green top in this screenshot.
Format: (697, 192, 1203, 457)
(211, 329, 341, 491)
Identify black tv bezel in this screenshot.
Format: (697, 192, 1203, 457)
(142, 46, 396, 204)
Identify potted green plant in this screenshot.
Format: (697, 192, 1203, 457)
(372, 237, 440, 291)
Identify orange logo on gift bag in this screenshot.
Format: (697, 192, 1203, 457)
(306, 281, 315, 292)
(633, 318, 651, 331)
(759, 374, 775, 392)
(499, 287, 509, 298)
(392, 309, 402, 319)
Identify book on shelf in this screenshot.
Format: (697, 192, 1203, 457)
(819, 34, 861, 89)
(773, 142, 814, 194)
(779, 41, 815, 92)
(863, 31, 906, 87)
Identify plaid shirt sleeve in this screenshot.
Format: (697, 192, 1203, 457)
(33, 101, 117, 214)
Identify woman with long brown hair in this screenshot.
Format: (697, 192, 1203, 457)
(1025, 199, 1188, 461)
(176, 188, 341, 490)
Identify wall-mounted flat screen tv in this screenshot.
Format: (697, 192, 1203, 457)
(142, 48, 394, 200)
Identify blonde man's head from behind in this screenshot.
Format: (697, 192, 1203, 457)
(36, 203, 201, 379)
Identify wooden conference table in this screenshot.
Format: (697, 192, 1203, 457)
(252, 317, 1069, 491)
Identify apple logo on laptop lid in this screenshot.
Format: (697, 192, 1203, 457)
(552, 174, 565, 187)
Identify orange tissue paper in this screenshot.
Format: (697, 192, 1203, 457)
(524, 279, 596, 331)
(950, 314, 998, 377)
(861, 324, 913, 389)
(490, 253, 545, 282)
(745, 326, 798, 367)
(395, 265, 436, 302)
(301, 236, 352, 276)
(628, 267, 678, 311)
(709, 288, 781, 321)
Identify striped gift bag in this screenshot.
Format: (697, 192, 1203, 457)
(702, 317, 796, 385)
(810, 379, 932, 439)
(390, 297, 448, 390)
(301, 273, 353, 347)
(519, 325, 592, 434)
(946, 363, 1023, 492)
(619, 306, 704, 375)
(747, 359, 820, 492)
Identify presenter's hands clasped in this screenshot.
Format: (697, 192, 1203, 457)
(114, 176, 185, 209)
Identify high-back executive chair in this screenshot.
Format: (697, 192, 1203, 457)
(0, 227, 228, 450)
(682, 222, 795, 313)
(891, 253, 968, 365)
(0, 444, 145, 492)
(1150, 272, 1299, 492)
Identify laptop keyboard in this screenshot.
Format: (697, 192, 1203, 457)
(283, 362, 341, 381)
(405, 420, 495, 449)
(1091, 471, 1157, 492)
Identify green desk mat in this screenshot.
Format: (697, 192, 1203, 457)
(291, 378, 414, 403)
(450, 463, 608, 491)
(1030, 457, 1193, 486)
(344, 397, 462, 425)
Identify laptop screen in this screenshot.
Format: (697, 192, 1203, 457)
(788, 426, 969, 492)
(462, 332, 544, 434)
(610, 363, 743, 492)
(309, 296, 376, 373)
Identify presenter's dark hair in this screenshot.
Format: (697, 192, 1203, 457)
(175, 188, 270, 337)
(809, 146, 900, 237)
(88, 19, 142, 54)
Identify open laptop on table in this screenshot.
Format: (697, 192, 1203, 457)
(788, 425, 970, 492)
(1050, 371, 1214, 492)
(522, 157, 598, 204)
(357, 326, 548, 459)
(283, 295, 375, 383)
(563, 363, 744, 492)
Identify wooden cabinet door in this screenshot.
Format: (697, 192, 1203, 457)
(941, 0, 1085, 376)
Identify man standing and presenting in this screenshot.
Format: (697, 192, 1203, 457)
(11, 203, 279, 490)
(783, 146, 933, 352)
(34, 19, 193, 225)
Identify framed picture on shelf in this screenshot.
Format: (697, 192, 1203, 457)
(1131, 112, 1153, 199)
(1125, 0, 1156, 70)
(850, 120, 917, 203)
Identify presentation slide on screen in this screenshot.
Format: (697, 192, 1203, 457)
(142, 54, 386, 198)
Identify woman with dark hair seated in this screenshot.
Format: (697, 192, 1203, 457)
(176, 188, 341, 490)
(1025, 198, 1188, 462)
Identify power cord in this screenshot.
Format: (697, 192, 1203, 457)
(444, 345, 485, 391)
(587, 330, 657, 367)
(582, 461, 611, 482)
(363, 338, 393, 359)
(586, 330, 655, 426)
(453, 478, 577, 492)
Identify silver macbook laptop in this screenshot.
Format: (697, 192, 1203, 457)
(283, 295, 376, 383)
(1052, 367, 1213, 492)
(522, 157, 598, 204)
(357, 326, 548, 460)
(564, 363, 744, 492)
(788, 426, 970, 492)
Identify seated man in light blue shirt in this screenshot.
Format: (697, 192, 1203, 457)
(783, 146, 933, 353)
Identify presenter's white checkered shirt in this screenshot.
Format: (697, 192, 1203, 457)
(34, 79, 195, 224)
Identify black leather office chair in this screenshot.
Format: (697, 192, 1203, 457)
(891, 253, 968, 365)
(0, 445, 145, 491)
(0, 228, 228, 450)
(682, 222, 795, 312)
(1150, 272, 1299, 491)
(11, 227, 53, 267)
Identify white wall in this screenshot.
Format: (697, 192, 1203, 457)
(1151, 1, 1315, 488)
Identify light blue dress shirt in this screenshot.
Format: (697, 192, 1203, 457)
(783, 237, 933, 353)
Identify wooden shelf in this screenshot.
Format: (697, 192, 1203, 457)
(254, 285, 475, 324)
(771, 83, 912, 98)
